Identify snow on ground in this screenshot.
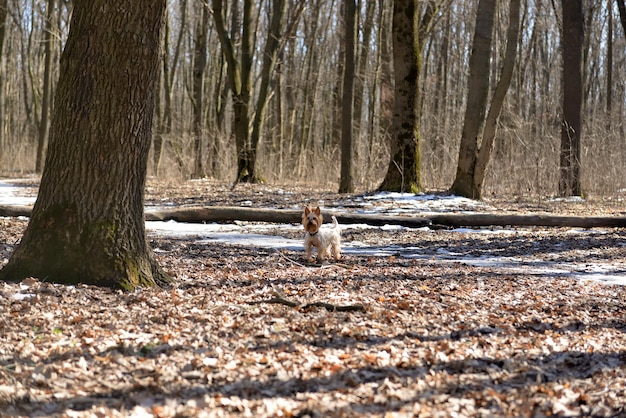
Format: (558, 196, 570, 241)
(358, 191, 489, 214)
(1, 179, 625, 286)
(0, 182, 36, 206)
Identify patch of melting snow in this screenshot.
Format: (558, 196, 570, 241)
(356, 191, 489, 215)
(0, 181, 36, 206)
(2, 179, 625, 287)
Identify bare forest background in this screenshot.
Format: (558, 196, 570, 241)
(0, 0, 624, 197)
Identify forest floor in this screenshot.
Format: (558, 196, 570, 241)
(1, 178, 626, 417)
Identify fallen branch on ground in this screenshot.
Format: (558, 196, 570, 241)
(248, 295, 366, 312)
(4, 204, 626, 228)
(145, 206, 433, 228)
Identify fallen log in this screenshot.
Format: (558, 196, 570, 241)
(428, 213, 626, 228)
(144, 206, 626, 228)
(145, 206, 434, 228)
(0, 205, 32, 218)
(4, 204, 626, 229)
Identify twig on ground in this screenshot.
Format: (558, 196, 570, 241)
(248, 294, 366, 312)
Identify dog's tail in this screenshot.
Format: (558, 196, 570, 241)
(331, 215, 339, 228)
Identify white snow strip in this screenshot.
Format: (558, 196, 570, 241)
(0, 181, 36, 205)
(2, 180, 625, 287)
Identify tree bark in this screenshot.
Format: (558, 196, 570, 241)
(378, 0, 439, 193)
(249, 0, 295, 184)
(471, 0, 521, 199)
(606, 0, 613, 129)
(35, 0, 56, 174)
(449, 0, 496, 199)
(0, 0, 7, 150)
(559, 0, 583, 197)
(339, 0, 356, 193)
(617, 0, 626, 38)
(0, 0, 171, 290)
(192, 2, 210, 178)
(212, 0, 257, 183)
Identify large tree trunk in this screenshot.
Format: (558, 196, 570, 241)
(458, 0, 521, 199)
(449, 0, 496, 199)
(378, 1, 438, 193)
(378, 0, 421, 192)
(0, 0, 171, 290)
(339, 0, 356, 193)
(559, 0, 583, 197)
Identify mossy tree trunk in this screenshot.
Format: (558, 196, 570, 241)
(0, 0, 171, 291)
(378, 0, 439, 193)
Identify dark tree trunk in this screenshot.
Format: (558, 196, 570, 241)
(192, 3, 210, 178)
(378, 0, 422, 193)
(339, 0, 356, 193)
(559, 0, 583, 197)
(616, 0, 626, 38)
(449, 0, 496, 199)
(451, 0, 520, 199)
(35, 0, 55, 173)
(0, 0, 171, 290)
(0, 0, 7, 150)
(212, 0, 257, 183)
(378, 1, 438, 193)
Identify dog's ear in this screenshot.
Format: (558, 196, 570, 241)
(304, 206, 311, 215)
(314, 207, 321, 216)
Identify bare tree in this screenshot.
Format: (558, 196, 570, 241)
(450, 0, 521, 199)
(0, 0, 7, 151)
(559, 0, 583, 196)
(192, 1, 210, 178)
(616, 0, 626, 37)
(35, 0, 56, 173)
(378, 0, 441, 193)
(212, 0, 255, 182)
(339, 0, 356, 193)
(154, 0, 188, 175)
(0, 0, 171, 290)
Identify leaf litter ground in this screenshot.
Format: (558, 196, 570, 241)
(1, 178, 626, 417)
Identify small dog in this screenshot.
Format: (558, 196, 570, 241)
(302, 206, 341, 262)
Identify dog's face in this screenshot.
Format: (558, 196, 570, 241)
(302, 206, 323, 234)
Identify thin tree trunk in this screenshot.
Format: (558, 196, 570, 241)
(36, 0, 55, 173)
(212, 0, 256, 183)
(449, 0, 496, 199)
(472, 0, 521, 197)
(617, 0, 626, 37)
(353, 0, 376, 150)
(0, 0, 7, 151)
(192, 2, 210, 178)
(249, 0, 288, 183)
(606, 0, 613, 129)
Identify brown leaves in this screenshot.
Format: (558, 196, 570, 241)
(2, 184, 626, 416)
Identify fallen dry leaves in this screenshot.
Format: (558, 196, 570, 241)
(0, 180, 625, 417)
